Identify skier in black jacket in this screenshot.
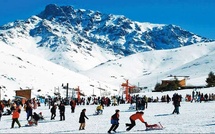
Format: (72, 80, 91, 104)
(172, 93, 181, 114)
(50, 105, 57, 120)
(79, 109, 88, 130)
(59, 103, 65, 121)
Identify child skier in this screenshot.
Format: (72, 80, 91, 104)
(107, 109, 120, 133)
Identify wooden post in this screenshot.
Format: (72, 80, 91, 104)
(66, 83, 69, 99)
(0, 87, 1, 100)
(125, 80, 129, 102)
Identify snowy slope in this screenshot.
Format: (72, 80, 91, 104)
(82, 41, 215, 89)
(1, 40, 215, 99)
(0, 42, 118, 99)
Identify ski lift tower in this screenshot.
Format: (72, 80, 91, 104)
(77, 86, 80, 102)
(74, 86, 80, 102)
(121, 79, 135, 103)
(61, 83, 69, 99)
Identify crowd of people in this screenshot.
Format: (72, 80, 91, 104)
(0, 89, 214, 132)
(0, 97, 44, 128)
(187, 90, 215, 102)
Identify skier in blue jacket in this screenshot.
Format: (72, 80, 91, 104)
(108, 109, 120, 133)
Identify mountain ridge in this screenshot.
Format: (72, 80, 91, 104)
(0, 4, 214, 72)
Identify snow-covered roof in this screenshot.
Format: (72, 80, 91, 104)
(162, 76, 186, 81)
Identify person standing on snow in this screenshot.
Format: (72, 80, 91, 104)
(70, 99, 76, 113)
(25, 101, 33, 120)
(172, 93, 181, 114)
(125, 111, 148, 131)
(50, 104, 57, 120)
(107, 109, 120, 133)
(10, 103, 21, 128)
(0, 101, 4, 121)
(144, 95, 148, 109)
(79, 108, 89, 130)
(59, 103, 65, 121)
(167, 94, 171, 103)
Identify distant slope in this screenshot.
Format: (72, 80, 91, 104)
(0, 42, 117, 99)
(81, 42, 215, 89)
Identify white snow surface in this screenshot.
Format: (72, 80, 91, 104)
(0, 88, 214, 133)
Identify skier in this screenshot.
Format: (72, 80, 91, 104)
(0, 105, 2, 121)
(172, 93, 181, 114)
(3, 109, 11, 116)
(144, 95, 148, 109)
(125, 111, 148, 131)
(107, 109, 120, 133)
(79, 109, 89, 130)
(28, 112, 40, 125)
(70, 99, 76, 113)
(0, 101, 4, 121)
(96, 104, 103, 115)
(59, 103, 65, 121)
(38, 112, 44, 120)
(191, 90, 195, 102)
(10, 103, 21, 128)
(167, 94, 171, 103)
(25, 101, 33, 120)
(50, 104, 57, 120)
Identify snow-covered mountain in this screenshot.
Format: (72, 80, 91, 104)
(0, 4, 213, 72)
(1, 39, 215, 99)
(82, 42, 215, 90)
(0, 4, 215, 99)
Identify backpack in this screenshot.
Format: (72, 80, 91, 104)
(110, 114, 119, 124)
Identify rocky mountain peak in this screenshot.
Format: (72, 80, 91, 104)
(37, 4, 75, 20)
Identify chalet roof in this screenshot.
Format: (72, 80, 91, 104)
(14, 89, 32, 91)
(162, 76, 186, 81)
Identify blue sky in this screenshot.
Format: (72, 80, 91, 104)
(0, 0, 215, 39)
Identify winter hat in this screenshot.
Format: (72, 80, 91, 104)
(115, 109, 120, 113)
(139, 111, 144, 114)
(136, 111, 144, 114)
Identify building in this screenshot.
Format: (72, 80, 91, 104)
(161, 76, 189, 87)
(15, 89, 32, 99)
